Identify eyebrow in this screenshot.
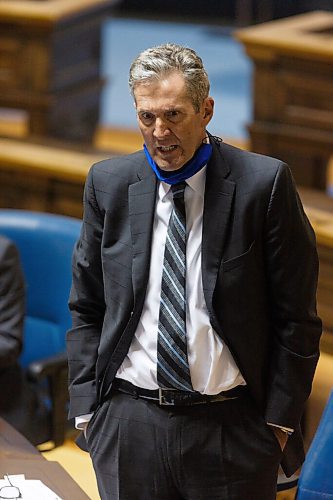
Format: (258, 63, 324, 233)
(137, 106, 184, 114)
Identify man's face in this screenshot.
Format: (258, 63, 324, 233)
(134, 72, 214, 171)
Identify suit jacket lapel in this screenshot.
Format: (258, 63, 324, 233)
(129, 162, 157, 310)
(202, 140, 235, 319)
(128, 141, 235, 321)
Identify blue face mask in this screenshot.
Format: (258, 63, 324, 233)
(143, 142, 212, 185)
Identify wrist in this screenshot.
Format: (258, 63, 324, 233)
(267, 423, 293, 436)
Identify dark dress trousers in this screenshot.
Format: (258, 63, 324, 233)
(67, 138, 322, 479)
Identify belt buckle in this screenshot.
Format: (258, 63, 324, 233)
(158, 388, 176, 406)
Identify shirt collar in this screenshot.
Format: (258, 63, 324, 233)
(160, 165, 206, 201)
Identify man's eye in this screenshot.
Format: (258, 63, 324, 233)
(166, 111, 181, 121)
(140, 113, 154, 123)
(167, 111, 178, 117)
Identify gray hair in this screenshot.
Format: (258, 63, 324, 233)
(129, 43, 210, 112)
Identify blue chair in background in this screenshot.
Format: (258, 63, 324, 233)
(0, 209, 81, 447)
(296, 390, 333, 499)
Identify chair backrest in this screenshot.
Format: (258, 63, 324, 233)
(0, 210, 81, 367)
(297, 390, 333, 499)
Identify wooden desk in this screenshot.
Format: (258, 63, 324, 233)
(0, 137, 108, 218)
(0, 417, 90, 499)
(235, 11, 333, 190)
(0, 0, 117, 143)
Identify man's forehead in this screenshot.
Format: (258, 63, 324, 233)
(134, 86, 194, 113)
(136, 102, 187, 113)
(134, 73, 188, 97)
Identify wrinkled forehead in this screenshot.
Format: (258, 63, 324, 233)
(134, 70, 189, 96)
(133, 72, 194, 110)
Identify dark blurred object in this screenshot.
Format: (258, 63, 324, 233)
(0, 210, 81, 447)
(0, 235, 50, 445)
(0, 0, 118, 143)
(113, 0, 333, 25)
(236, 11, 333, 190)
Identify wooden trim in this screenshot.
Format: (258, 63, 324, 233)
(0, 0, 116, 24)
(235, 11, 333, 62)
(0, 137, 106, 182)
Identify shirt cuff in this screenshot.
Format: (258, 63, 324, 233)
(75, 414, 93, 430)
(267, 422, 294, 435)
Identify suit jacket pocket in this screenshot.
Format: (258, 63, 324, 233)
(222, 240, 255, 272)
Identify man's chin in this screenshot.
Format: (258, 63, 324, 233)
(157, 165, 182, 172)
(153, 151, 184, 172)
(154, 158, 183, 172)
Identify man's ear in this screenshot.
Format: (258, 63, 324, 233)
(202, 97, 214, 124)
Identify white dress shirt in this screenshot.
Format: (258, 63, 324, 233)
(117, 165, 245, 394)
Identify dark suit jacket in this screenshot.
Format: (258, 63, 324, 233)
(67, 138, 322, 476)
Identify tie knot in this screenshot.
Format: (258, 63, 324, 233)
(171, 182, 186, 200)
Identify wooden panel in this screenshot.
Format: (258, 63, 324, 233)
(0, 168, 84, 217)
(0, 170, 50, 212)
(51, 17, 101, 90)
(252, 58, 333, 131)
(300, 189, 333, 336)
(317, 255, 333, 332)
(236, 11, 333, 190)
(0, 25, 51, 96)
(46, 79, 103, 141)
(249, 122, 331, 190)
(235, 11, 333, 62)
(0, 0, 115, 24)
(0, 0, 117, 142)
(0, 37, 25, 88)
(0, 137, 106, 216)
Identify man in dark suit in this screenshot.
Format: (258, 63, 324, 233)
(67, 43, 322, 499)
(0, 235, 48, 444)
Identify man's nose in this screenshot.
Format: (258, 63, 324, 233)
(153, 118, 171, 138)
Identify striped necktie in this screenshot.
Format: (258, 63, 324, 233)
(157, 182, 193, 391)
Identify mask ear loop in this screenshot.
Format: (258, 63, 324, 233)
(212, 135, 223, 143)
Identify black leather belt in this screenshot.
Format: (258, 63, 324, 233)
(112, 378, 247, 406)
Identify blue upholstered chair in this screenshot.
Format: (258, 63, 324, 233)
(0, 209, 81, 447)
(296, 390, 333, 499)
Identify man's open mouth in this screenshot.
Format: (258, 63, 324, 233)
(157, 145, 177, 152)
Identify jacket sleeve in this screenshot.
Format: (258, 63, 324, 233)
(0, 238, 25, 369)
(263, 162, 322, 429)
(67, 166, 106, 419)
